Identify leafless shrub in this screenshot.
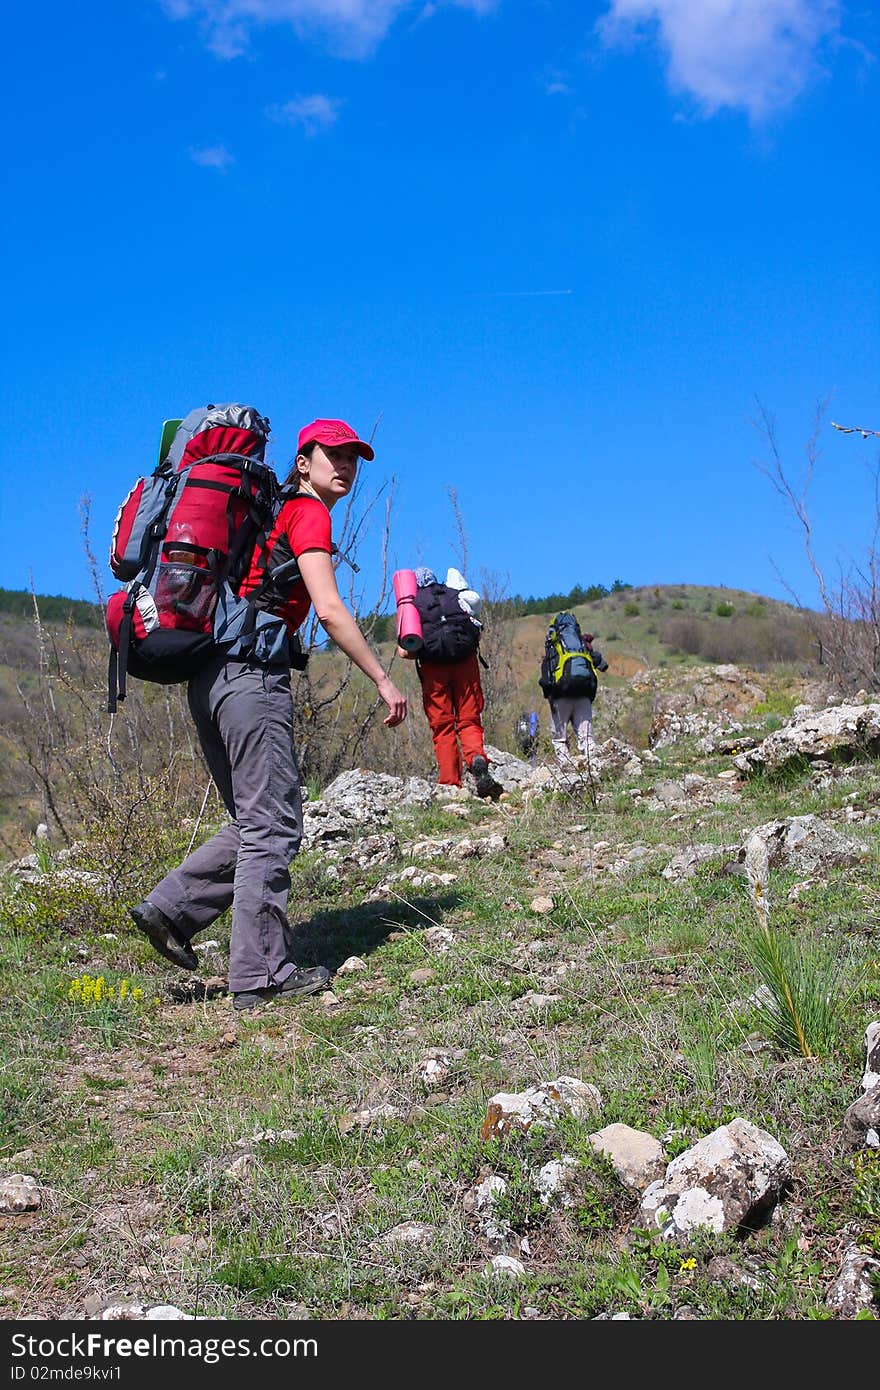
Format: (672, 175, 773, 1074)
(664, 608, 814, 669)
(446, 485, 469, 580)
(754, 397, 880, 689)
(3, 596, 205, 860)
(353, 652, 435, 780)
(698, 614, 811, 668)
(477, 569, 517, 746)
(666, 616, 703, 656)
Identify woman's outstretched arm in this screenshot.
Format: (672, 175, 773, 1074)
(297, 548, 408, 726)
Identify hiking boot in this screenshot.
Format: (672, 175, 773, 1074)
(469, 755, 498, 799)
(232, 966, 331, 1013)
(130, 902, 198, 971)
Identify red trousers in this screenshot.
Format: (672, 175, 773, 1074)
(418, 652, 487, 786)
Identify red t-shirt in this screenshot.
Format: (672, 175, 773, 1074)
(239, 493, 333, 639)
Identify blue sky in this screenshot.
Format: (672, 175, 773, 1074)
(2, 0, 878, 617)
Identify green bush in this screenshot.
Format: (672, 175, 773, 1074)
(753, 692, 800, 718)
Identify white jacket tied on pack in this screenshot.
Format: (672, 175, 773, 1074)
(446, 567, 482, 619)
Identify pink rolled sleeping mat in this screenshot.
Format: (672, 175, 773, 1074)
(393, 569, 423, 653)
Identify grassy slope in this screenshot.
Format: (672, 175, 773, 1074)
(0, 634, 877, 1320)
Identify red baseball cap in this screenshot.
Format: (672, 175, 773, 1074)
(296, 418, 374, 461)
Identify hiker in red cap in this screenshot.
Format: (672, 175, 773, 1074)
(132, 417, 407, 1014)
(295, 418, 375, 460)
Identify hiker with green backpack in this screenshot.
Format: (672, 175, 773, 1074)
(124, 413, 407, 1012)
(538, 611, 608, 765)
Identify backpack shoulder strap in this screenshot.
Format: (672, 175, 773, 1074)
(248, 485, 306, 598)
(285, 491, 360, 571)
(249, 488, 361, 604)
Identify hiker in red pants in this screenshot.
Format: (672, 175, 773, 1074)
(397, 566, 499, 797)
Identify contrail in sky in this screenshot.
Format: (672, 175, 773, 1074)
(489, 289, 574, 297)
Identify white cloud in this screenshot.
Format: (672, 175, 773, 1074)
(544, 69, 571, 96)
(189, 144, 235, 171)
(598, 0, 841, 120)
(160, 0, 497, 60)
(267, 93, 343, 133)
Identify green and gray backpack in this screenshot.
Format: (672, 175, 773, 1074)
(538, 611, 601, 699)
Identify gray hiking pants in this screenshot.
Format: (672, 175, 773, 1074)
(148, 655, 304, 993)
(549, 694, 595, 763)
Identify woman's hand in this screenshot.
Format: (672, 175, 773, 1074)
(377, 674, 407, 726)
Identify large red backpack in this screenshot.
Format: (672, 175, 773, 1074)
(106, 403, 296, 712)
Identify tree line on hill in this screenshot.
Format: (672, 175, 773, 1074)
(509, 578, 631, 616)
(0, 589, 103, 628)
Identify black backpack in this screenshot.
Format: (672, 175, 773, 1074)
(414, 582, 481, 664)
(538, 611, 600, 699)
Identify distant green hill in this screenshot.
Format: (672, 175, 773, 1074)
(0, 588, 102, 628)
(565, 581, 818, 674)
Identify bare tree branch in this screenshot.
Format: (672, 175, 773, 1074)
(79, 493, 107, 615)
(752, 395, 832, 613)
(446, 486, 469, 579)
(754, 396, 880, 689)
